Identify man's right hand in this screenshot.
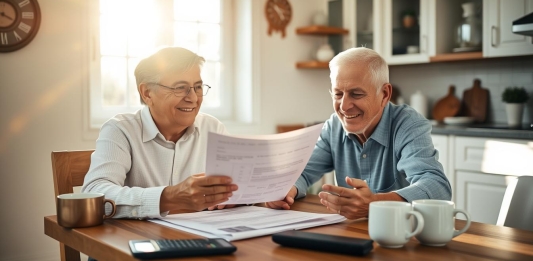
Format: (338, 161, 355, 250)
(265, 186, 298, 210)
(160, 173, 238, 212)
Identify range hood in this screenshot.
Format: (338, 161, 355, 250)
(512, 12, 533, 36)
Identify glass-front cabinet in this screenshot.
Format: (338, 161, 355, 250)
(382, 0, 433, 64)
(339, 0, 532, 65)
(342, 0, 383, 54)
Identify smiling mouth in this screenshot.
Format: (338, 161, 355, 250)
(178, 108, 195, 112)
(341, 112, 361, 119)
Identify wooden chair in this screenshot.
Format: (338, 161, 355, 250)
(51, 150, 94, 261)
(497, 175, 533, 232)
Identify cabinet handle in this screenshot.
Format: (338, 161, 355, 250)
(491, 26, 497, 47)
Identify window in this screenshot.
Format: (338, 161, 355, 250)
(89, 0, 233, 128)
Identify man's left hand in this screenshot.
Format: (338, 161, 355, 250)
(318, 177, 376, 219)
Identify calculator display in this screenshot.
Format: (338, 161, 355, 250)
(133, 242, 156, 252)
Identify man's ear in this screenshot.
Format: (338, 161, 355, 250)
(139, 83, 153, 105)
(380, 83, 392, 107)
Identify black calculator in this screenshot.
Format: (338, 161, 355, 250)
(129, 238, 237, 259)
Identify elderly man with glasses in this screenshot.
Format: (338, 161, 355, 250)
(82, 47, 238, 219)
(266, 47, 451, 219)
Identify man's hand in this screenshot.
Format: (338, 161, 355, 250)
(207, 204, 237, 211)
(265, 186, 297, 210)
(160, 174, 238, 212)
(318, 177, 377, 219)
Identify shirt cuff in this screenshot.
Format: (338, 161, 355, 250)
(139, 186, 167, 218)
(394, 184, 429, 202)
(294, 178, 308, 199)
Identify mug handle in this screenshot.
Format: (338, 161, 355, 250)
(453, 209, 471, 237)
(104, 199, 116, 219)
(405, 211, 424, 239)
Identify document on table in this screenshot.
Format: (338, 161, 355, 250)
(150, 206, 346, 241)
(205, 123, 324, 205)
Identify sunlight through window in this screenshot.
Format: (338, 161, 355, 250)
(92, 0, 227, 126)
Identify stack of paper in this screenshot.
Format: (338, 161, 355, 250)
(150, 206, 345, 241)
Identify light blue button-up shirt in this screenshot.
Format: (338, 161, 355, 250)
(294, 103, 451, 202)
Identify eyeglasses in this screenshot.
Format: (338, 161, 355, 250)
(151, 83, 211, 97)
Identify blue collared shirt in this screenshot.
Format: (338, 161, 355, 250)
(294, 102, 451, 202)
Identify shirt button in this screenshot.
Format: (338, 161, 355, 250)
(362, 154, 367, 158)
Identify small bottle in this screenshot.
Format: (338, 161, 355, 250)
(410, 90, 428, 118)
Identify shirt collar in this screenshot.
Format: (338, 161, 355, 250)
(370, 102, 391, 148)
(141, 106, 160, 142)
(344, 102, 391, 148)
(141, 106, 199, 143)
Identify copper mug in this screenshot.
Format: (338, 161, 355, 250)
(57, 193, 116, 228)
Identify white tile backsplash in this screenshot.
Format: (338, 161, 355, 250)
(390, 56, 533, 124)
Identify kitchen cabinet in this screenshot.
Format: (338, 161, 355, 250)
(381, 0, 433, 65)
(338, 0, 531, 65)
(452, 136, 533, 224)
(483, 0, 533, 57)
(341, 0, 383, 54)
(455, 170, 510, 224)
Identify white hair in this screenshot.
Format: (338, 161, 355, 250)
(134, 47, 205, 104)
(329, 47, 389, 94)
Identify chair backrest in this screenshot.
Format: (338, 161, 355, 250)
(496, 175, 533, 232)
(51, 150, 94, 197)
(51, 150, 94, 261)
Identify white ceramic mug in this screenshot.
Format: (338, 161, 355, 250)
(369, 201, 425, 248)
(412, 200, 471, 246)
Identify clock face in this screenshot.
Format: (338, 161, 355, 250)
(265, 0, 292, 38)
(0, 0, 41, 52)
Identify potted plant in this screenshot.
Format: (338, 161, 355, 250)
(402, 10, 417, 28)
(502, 87, 530, 127)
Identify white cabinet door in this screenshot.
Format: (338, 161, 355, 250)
(381, 0, 434, 65)
(483, 0, 533, 57)
(454, 136, 533, 176)
(455, 170, 515, 224)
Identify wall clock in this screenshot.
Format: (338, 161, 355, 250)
(0, 0, 41, 52)
(265, 0, 292, 38)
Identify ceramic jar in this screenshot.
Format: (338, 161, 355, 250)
(312, 12, 327, 26)
(316, 44, 334, 62)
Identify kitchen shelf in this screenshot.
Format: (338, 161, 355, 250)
(296, 61, 329, 69)
(429, 52, 483, 62)
(296, 25, 348, 35)
(295, 26, 348, 69)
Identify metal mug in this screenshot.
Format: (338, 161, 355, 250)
(56, 193, 116, 228)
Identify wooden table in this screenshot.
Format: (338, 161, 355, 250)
(44, 195, 533, 261)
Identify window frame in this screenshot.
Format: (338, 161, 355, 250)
(87, 0, 234, 129)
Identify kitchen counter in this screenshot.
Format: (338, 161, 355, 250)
(431, 123, 533, 140)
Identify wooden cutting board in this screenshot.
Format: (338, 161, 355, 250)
(432, 85, 461, 122)
(462, 79, 489, 123)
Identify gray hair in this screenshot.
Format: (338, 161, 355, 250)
(329, 47, 389, 94)
(134, 47, 206, 104)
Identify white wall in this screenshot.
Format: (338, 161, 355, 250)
(0, 0, 333, 260)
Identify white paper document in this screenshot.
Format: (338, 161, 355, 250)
(205, 124, 324, 205)
(150, 206, 346, 241)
